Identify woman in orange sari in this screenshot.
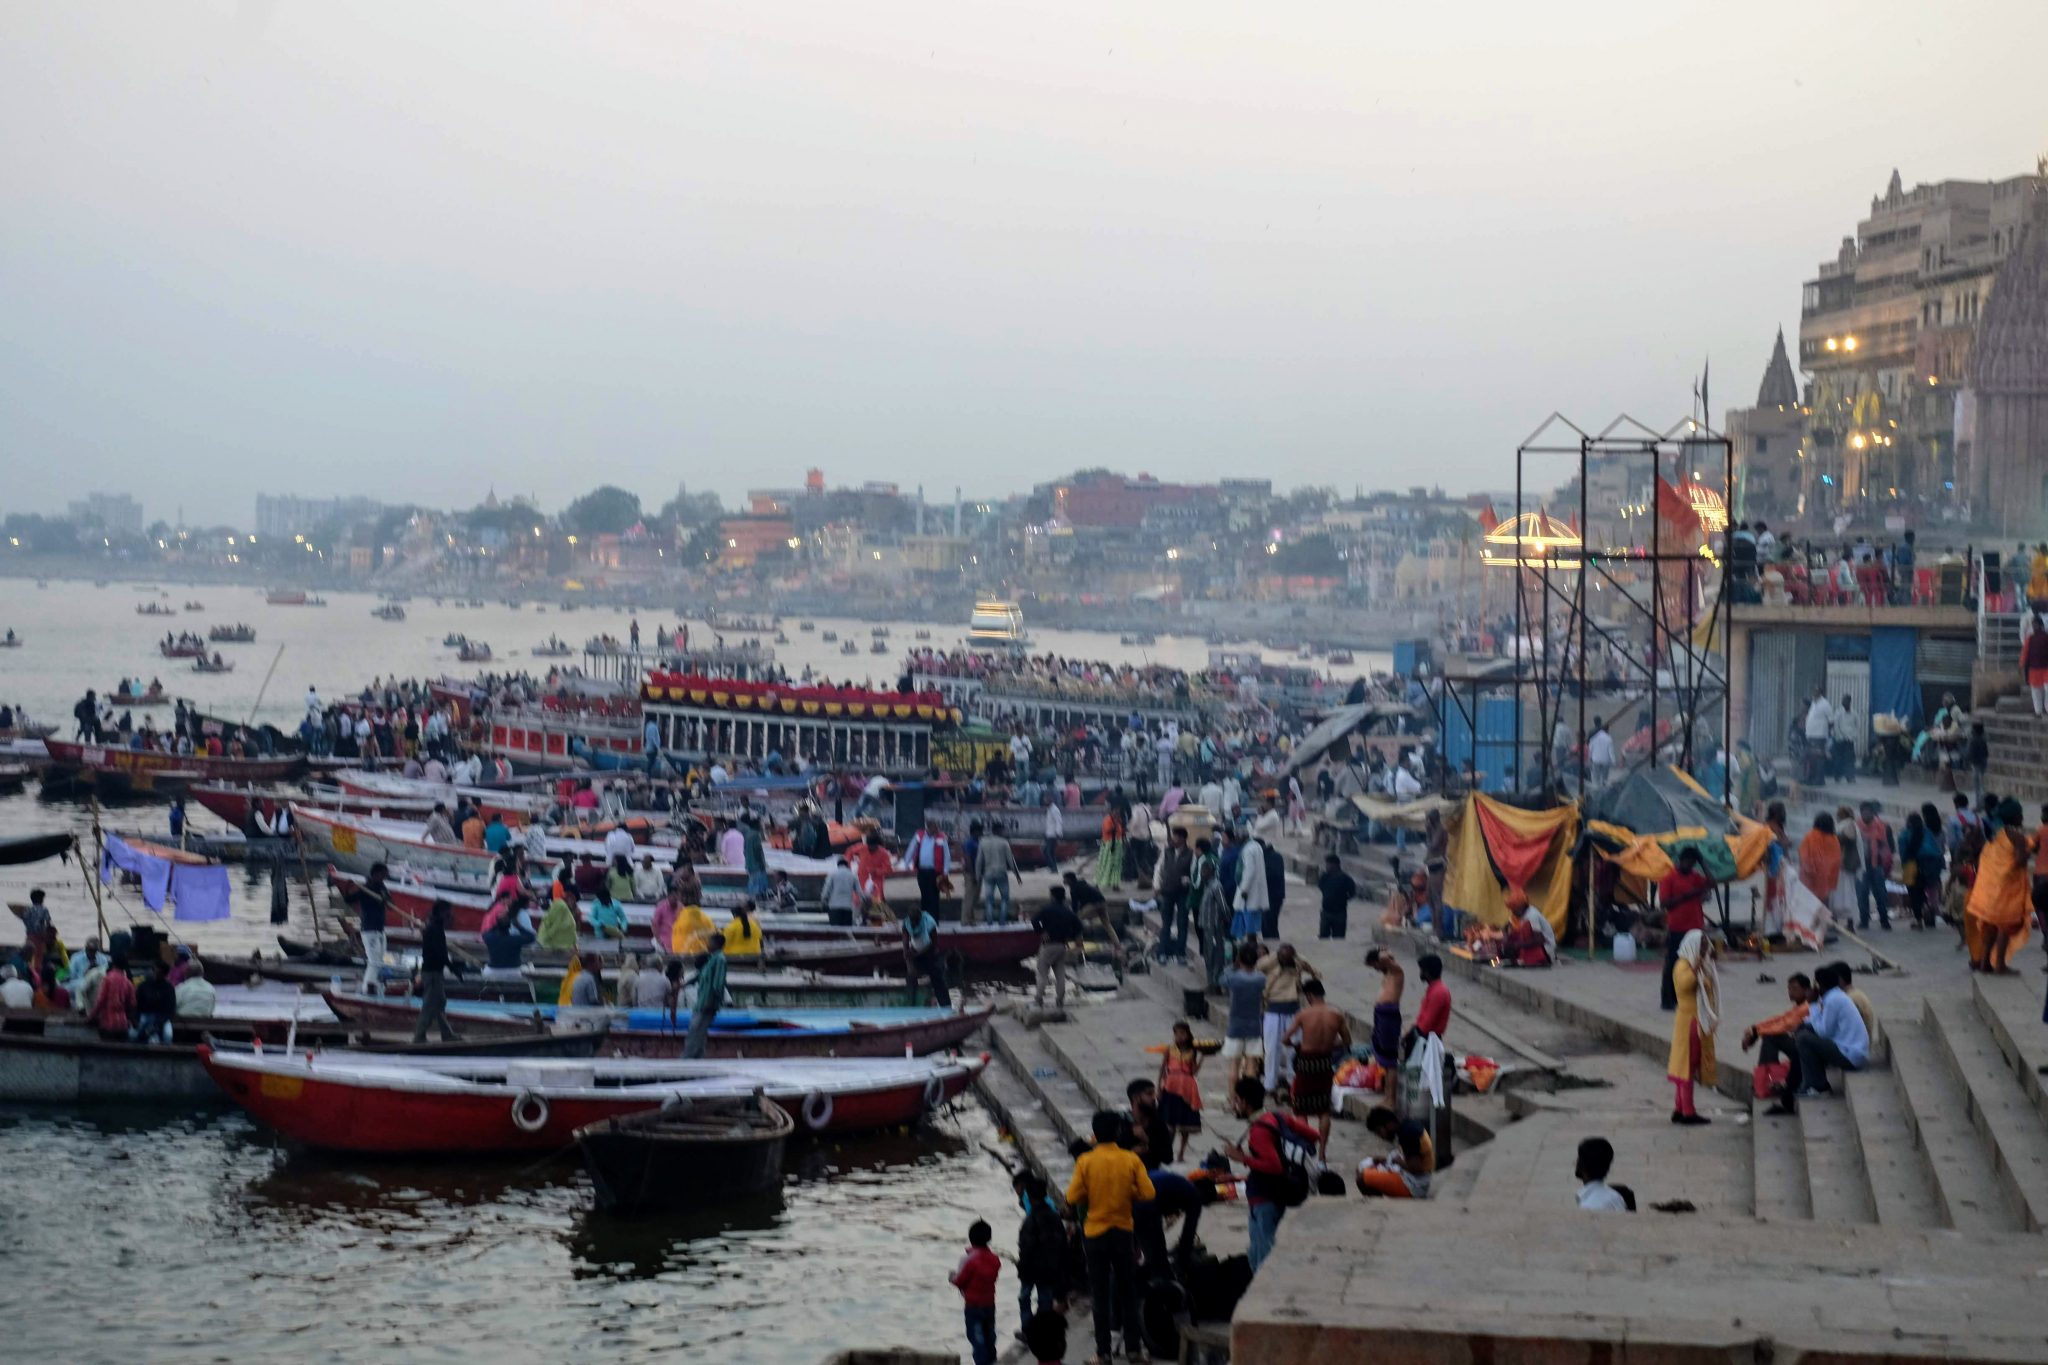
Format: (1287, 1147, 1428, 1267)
(1797, 812, 1844, 911)
(1966, 798, 2034, 974)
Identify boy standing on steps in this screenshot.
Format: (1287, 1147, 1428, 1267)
(949, 1218, 1001, 1365)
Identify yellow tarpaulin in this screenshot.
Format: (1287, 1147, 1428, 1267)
(1444, 793, 1580, 935)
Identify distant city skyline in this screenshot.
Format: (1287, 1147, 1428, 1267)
(3, 3, 2045, 517)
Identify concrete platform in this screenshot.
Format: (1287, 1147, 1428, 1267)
(1232, 1202, 2048, 1363)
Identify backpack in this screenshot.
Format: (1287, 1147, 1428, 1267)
(1247, 1112, 1321, 1208)
(1017, 1202, 1067, 1285)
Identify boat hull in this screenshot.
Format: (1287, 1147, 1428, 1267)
(41, 740, 304, 786)
(578, 1109, 790, 1212)
(198, 1047, 984, 1151)
(318, 992, 991, 1059)
(0, 1023, 605, 1104)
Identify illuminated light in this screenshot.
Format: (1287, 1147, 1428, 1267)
(1265, 543, 1279, 555)
(786, 537, 801, 549)
(1850, 434, 1866, 449)
(226, 536, 235, 546)
(1843, 336, 1858, 351)
(1166, 547, 1180, 560)
(248, 535, 256, 543)
(1825, 337, 1839, 351)
(727, 539, 737, 548)
(294, 533, 304, 543)
(1929, 375, 1939, 385)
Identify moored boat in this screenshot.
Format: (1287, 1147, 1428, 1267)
(40, 740, 304, 786)
(577, 1093, 791, 1212)
(318, 992, 990, 1059)
(0, 1011, 608, 1104)
(199, 1047, 984, 1151)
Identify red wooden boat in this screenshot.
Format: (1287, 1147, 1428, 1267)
(318, 991, 991, 1059)
(197, 1045, 986, 1152)
(41, 739, 305, 785)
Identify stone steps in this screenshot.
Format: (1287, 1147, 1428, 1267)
(1886, 1020, 2021, 1234)
(985, 1012, 1095, 1154)
(1796, 1089, 1878, 1224)
(1925, 995, 2048, 1233)
(1844, 1065, 1946, 1227)
(1749, 1098, 1813, 1220)
(1971, 974, 2048, 1131)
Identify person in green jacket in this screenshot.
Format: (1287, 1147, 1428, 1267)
(538, 889, 580, 951)
(684, 933, 727, 1060)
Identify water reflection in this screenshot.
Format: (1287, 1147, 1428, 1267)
(568, 1187, 788, 1280)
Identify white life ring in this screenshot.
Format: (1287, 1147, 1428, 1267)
(510, 1090, 551, 1133)
(922, 1075, 947, 1112)
(801, 1089, 834, 1131)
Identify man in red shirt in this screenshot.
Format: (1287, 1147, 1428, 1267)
(1413, 953, 1452, 1039)
(1656, 847, 1714, 1012)
(1224, 1076, 1322, 1274)
(948, 1218, 1001, 1365)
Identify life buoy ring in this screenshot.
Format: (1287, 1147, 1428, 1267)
(922, 1075, 947, 1112)
(511, 1090, 551, 1133)
(801, 1090, 834, 1131)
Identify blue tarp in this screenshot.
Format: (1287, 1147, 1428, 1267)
(1870, 626, 1923, 730)
(99, 835, 232, 922)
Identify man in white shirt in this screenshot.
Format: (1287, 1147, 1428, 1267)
(604, 822, 636, 864)
(1828, 694, 1857, 782)
(1197, 778, 1225, 815)
(1251, 796, 1284, 846)
(1802, 690, 1834, 785)
(1575, 1137, 1629, 1211)
(0, 965, 32, 1009)
(856, 774, 890, 819)
(1585, 719, 1615, 790)
(1393, 765, 1423, 800)
(304, 687, 323, 722)
(1042, 800, 1065, 871)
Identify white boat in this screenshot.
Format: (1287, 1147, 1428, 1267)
(967, 598, 1028, 650)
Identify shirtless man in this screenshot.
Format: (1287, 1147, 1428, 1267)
(1363, 949, 1406, 1092)
(1281, 979, 1352, 1156)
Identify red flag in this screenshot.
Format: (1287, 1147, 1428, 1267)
(1477, 502, 1499, 534)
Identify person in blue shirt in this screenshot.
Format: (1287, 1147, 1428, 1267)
(587, 885, 629, 940)
(904, 905, 950, 1007)
(482, 812, 512, 855)
(1770, 962, 1869, 1110)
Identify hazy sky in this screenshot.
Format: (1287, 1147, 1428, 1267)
(3, 2, 2044, 524)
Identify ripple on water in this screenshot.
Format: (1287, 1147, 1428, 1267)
(3, 1102, 1021, 1363)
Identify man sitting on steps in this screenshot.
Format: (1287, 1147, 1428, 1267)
(1765, 963, 1868, 1113)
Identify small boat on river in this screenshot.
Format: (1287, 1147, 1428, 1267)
(0, 1008, 608, 1104)
(319, 992, 992, 1060)
(199, 1047, 984, 1151)
(577, 1093, 791, 1212)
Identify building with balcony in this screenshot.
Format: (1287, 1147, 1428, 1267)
(1797, 167, 2046, 519)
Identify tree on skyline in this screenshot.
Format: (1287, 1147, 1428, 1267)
(563, 485, 643, 535)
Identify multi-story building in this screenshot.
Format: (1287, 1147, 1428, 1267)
(1797, 167, 2046, 519)
(68, 492, 143, 535)
(255, 493, 385, 540)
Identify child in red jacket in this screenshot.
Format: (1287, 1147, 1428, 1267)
(949, 1218, 1002, 1365)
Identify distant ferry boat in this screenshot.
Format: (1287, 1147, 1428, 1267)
(967, 599, 1028, 651)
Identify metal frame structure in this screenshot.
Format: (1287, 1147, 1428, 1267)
(1431, 413, 1735, 802)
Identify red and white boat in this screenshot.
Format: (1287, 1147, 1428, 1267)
(41, 740, 305, 785)
(198, 1045, 986, 1151)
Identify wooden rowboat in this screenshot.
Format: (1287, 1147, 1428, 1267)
(576, 1092, 791, 1212)
(198, 1047, 985, 1152)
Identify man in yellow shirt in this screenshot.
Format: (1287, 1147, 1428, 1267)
(1065, 1111, 1155, 1364)
(669, 901, 717, 956)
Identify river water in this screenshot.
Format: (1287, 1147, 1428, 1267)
(2, 1101, 1023, 1363)
(0, 578, 1181, 1362)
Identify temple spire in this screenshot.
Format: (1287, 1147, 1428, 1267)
(1757, 327, 1799, 407)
